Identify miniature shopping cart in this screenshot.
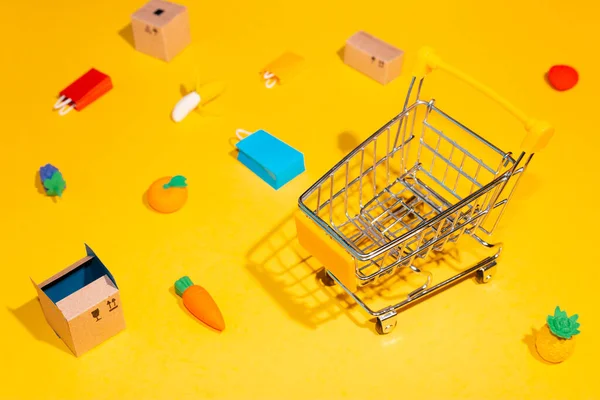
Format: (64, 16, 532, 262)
(295, 47, 554, 334)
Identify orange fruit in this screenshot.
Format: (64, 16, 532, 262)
(147, 176, 188, 213)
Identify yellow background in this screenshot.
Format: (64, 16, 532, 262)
(1, 0, 598, 398)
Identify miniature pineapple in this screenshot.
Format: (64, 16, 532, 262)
(535, 306, 580, 363)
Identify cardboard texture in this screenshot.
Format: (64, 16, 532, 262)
(31, 245, 125, 357)
(131, 0, 191, 62)
(343, 31, 404, 84)
(236, 129, 305, 190)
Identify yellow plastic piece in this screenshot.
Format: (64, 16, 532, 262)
(294, 211, 357, 292)
(412, 46, 441, 80)
(520, 119, 554, 153)
(261, 52, 305, 84)
(412, 46, 554, 154)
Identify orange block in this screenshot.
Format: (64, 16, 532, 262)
(294, 211, 357, 292)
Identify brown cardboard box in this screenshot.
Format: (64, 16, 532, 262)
(31, 244, 125, 357)
(343, 31, 404, 85)
(131, 0, 191, 62)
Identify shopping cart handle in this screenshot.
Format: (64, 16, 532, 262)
(412, 46, 554, 154)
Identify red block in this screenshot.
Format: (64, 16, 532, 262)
(547, 65, 578, 91)
(59, 68, 113, 111)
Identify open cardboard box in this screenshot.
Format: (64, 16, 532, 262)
(31, 244, 125, 357)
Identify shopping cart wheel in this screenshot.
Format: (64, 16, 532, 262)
(317, 268, 336, 287)
(476, 262, 497, 284)
(375, 312, 398, 335)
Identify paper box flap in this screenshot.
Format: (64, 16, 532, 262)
(85, 244, 118, 288)
(40, 245, 117, 305)
(56, 275, 118, 321)
(37, 256, 94, 289)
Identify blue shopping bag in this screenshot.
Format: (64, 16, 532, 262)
(235, 129, 305, 190)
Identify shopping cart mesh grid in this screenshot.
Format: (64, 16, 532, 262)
(295, 47, 553, 334)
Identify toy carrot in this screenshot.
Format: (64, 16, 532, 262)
(174, 276, 225, 331)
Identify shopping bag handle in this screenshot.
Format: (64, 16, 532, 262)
(412, 46, 554, 154)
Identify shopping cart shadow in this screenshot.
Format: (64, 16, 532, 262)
(245, 211, 475, 333)
(246, 211, 369, 331)
(364, 245, 480, 310)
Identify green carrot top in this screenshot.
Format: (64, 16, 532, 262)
(547, 306, 581, 339)
(175, 276, 195, 297)
(163, 175, 187, 189)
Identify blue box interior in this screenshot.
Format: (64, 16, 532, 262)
(41, 257, 117, 304)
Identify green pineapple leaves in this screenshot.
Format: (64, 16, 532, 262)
(43, 171, 66, 197)
(547, 306, 580, 339)
(163, 175, 187, 189)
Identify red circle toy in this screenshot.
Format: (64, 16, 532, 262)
(547, 65, 578, 91)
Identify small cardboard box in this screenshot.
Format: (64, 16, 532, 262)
(343, 31, 404, 85)
(31, 244, 125, 357)
(131, 0, 191, 62)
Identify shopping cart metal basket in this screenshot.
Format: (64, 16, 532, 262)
(295, 47, 554, 334)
